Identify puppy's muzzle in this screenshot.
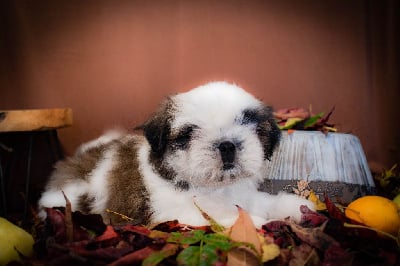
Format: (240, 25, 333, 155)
(218, 141, 236, 170)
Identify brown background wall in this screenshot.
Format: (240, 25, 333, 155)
(1, 0, 399, 169)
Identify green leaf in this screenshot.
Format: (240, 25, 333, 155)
(174, 234, 230, 265)
(142, 244, 178, 266)
(199, 244, 222, 266)
(167, 230, 205, 245)
(203, 233, 235, 251)
(176, 246, 201, 265)
(176, 244, 221, 266)
(304, 112, 324, 128)
(142, 253, 165, 266)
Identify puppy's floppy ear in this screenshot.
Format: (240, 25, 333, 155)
(253, 106, 281, 160)
(137, 98, 175, 158)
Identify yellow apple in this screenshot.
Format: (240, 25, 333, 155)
(345, 196, 400, 236)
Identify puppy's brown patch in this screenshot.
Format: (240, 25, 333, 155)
(77, 194, 95, 214)
(45, 143, 110, 190)
(105, 136, 151, 224)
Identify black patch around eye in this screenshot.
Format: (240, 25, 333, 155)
(175, 180, 190, 191)
(172, 125, 197, 149)
(241, 109, 261, 125)
(240, 106, 281, 160)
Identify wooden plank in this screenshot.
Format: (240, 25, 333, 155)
(0, 108, 73, 132)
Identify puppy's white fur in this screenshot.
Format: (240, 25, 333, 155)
(38, 82, 314, 227)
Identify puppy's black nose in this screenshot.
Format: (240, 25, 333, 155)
(218, 141, 236, 170)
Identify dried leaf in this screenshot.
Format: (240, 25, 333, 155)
(279, 117, 303, 130)
(307, 191, 327, 211)
(274, 108, 310, 120)
(343, 223, 400, 248)
(45, 208, 66, 242)
(227, 246, 260, 266)
(227, 206, 261, 265)
(96, 225, 118, 242)
(260, 238, 280, 263)
(148, 230, 169, 239)
(108, 246, 154, 266)
(142, 243, 179, 266)
(120, 224, 151, 236)
(289, 243, 319, 266)
(193, 199, 225, 232)
(228, 206, 261, 253)
(324, 195, 347, 222)
(68, 245, 133, 262)
(300, 205, 328, 227)
(318, 106, 335, 125)
(288, 221, 340, 252)
(62, 191, 73, 242)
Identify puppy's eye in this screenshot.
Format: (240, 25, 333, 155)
(241, 109, 260, 125)
(173, 125, 196, 149)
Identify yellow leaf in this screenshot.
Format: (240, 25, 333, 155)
(279, 117, 303, 129)
(257, 234, 280, 263)
(308, 191, 327, 211)
(261, 242, 280, 263)
(323, 126, 337, 132)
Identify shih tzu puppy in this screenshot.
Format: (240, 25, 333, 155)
(38, 82, 313, 227)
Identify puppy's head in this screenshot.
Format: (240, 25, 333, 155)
(141, 82, 281, 189)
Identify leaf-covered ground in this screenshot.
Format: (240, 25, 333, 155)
(17, 194, 398, 266)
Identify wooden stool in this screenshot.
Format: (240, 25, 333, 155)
(0, 108, 72, 223)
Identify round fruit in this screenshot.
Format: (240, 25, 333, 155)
(0, 217, 34, 264)
(393, 194, 400, 209)
(345, 195, 400, 236)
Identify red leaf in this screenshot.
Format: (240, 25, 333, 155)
(61, 243, 133, 262)
(262, 220, 288, 232)
(151, 220, 211, 233)
(288, 221, 342, 253)
(96, 225, 119, 242)
(318, 106, 335, 126)
(323, 244, 353, 265)
(300, 205, 328, 227)
(120, 224, 151, 235)
(62, 191, 73, 242)
(324, 195, 347, 222)
(46, 208, 66, 242)
(274, 108, 310, 120)
(108, 246, 154, 266)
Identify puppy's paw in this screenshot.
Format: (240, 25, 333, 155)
(270, 192, 314, 222)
